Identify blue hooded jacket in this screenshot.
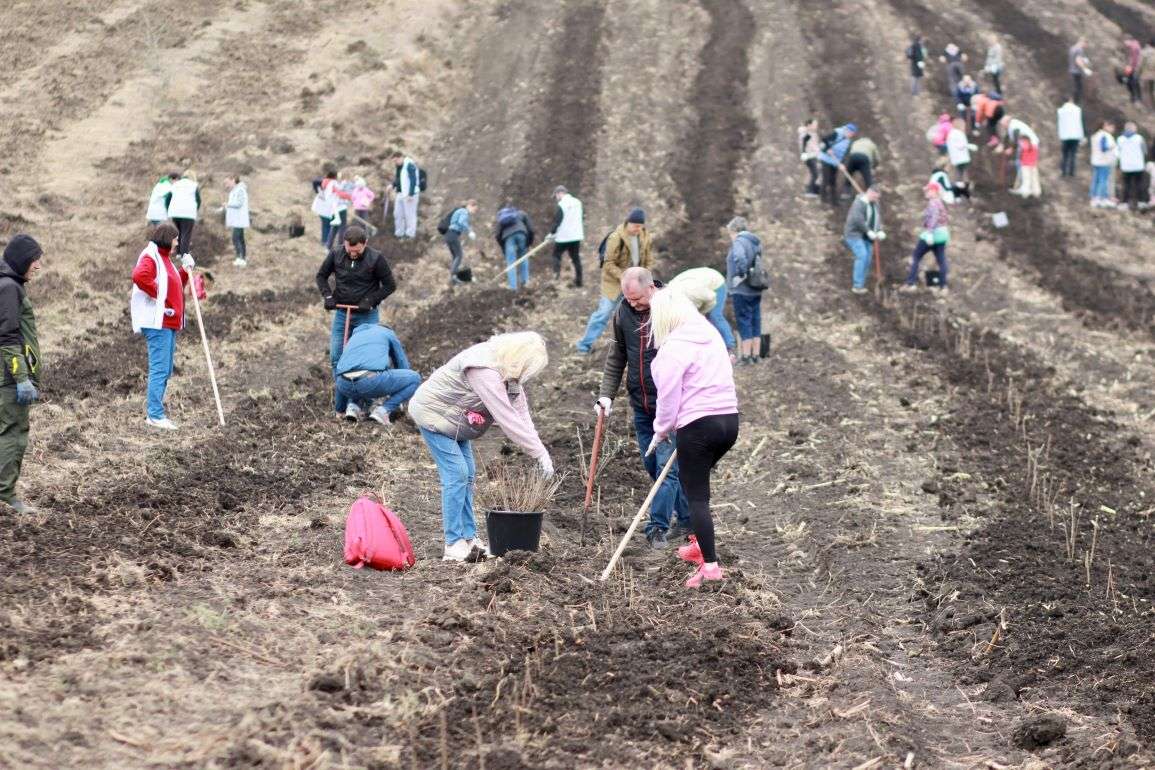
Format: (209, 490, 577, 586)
(335, 324, 411, 375)
(725, 232, 765, 297)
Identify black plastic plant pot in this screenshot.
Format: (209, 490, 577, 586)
(485, 510, 544, 557)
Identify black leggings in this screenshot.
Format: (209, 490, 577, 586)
(844, 153, 873, 192)
(552, 241, 582, 285)
(172, 218, 196, 255)
(676, 413, 739, 564)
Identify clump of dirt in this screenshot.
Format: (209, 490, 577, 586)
(400, 286, 538, 372)
(1013, 714, 1067, 750)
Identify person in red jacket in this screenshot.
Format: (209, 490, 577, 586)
(130, 222, 193, 430)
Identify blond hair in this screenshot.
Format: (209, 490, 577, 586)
(183, 169, 198, 182)
(489, 331, 548, 382)
(648, 288, 700, 348)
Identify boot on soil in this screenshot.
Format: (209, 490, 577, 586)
(686, 562, 724, 588)
(443, 540, 474, 562)
(369, 405, 391, 426)
(3, 499, 34, 515)
(146, 416, 178, 430)
(646, 528, 669, 549)
(678, 536, 704, 566)
(344, 403, 364, 422)
(668, 521, 693, 541)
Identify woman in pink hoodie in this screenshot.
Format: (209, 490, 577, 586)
(648, 289, 740, 588)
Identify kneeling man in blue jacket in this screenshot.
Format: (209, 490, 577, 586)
(334, 324, 421, 426)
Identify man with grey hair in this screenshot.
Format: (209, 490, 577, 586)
(724, 216, 767, 364)
(596, 266, 688, 548)
(548, 185, 584, 286)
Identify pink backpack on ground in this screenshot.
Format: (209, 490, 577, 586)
(344, 496, 416, 571)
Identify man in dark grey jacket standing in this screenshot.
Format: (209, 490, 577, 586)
(843, 187, 884, 294)
(0, 235, 43, 513)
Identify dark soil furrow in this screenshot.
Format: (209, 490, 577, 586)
(888, 0, 1155, 339)
(797, 0, 1155, 752)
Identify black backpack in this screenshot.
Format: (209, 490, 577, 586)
(596, 230, 613, 267)
(742, 237, 770, 291)
(417, 167, 428, 192)
(436, 208, 459, 236)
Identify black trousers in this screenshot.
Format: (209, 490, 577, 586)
(844, 153, 873, 192)
(231, 227, 246, 259)
(677, 412, 739, 564)
(822, 163, 840, 206)
(552, 241, 582, 286)
(1060, 139, 1080, 177)
(444, 231, 464, 279)
(804, 158, 820, 194)
(1072, 72, 1084, 104)
(1128, 72, 1142, 103)
(172, 218, 195, 255)
(1122, 171, 1145, 206)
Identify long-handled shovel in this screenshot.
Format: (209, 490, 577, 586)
(580, 410, 607, 546)
(496, 239, 552, 283)
(187, 268, 225, 426)
(337, 304, 359, 345)
(839, 166, 884, 285)
(599, 450, 677, 581)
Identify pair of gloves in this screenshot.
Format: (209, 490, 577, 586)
(594, 397, 668, 457)
(867, 230, 887, 241)
(323, 296, 372, 312)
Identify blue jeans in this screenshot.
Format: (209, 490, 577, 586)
(503, 232, 528, 289)
(576, 294, 620, 352)
(336, 369, 421, 414)
(329, 308, 380, 413)
(632, 409, 689, 535)
(706, 284, 736, 350)
(142, 328, 176, 420)
(1090, 165, 1112, 199)
(319, 216, 331, 247)
(420, 428, 477, 545)
(845, 236, 872, 289)
(730, 293, 762, 340)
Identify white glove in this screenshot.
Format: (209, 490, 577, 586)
(918, 61, 926, 70)
(968, 143, 978, 151)
(538, 454, 554, 479)
(875, 231, 886, 241)
(595, 397, 612, 417)
(180, 254, 195, 270)
(644, 433, 668, 458)
(866, 230, 877, 240)
(468, 230, 477, 241)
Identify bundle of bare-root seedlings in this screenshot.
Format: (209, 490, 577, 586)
(476, 460, 563, 513)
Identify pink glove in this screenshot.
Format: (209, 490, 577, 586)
(466, 411, 487, 426)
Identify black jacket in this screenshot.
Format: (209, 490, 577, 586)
(315, 246, 396, 308)
(495, 210, 535, 248)
(0, 263, 39, 387)
(596, 281, 664, 415)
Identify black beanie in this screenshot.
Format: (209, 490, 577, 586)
(3, 234, 42, 277)
(626, 207, 646, 225)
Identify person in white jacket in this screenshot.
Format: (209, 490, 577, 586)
(1089, 120, 1118, 207)
(165, 170, 201, 256)
(145, 173, 178, 225)
(548, 186, 585, 286)
(390, 152, 421, 239)
(1056, 100, 1085, 178)
(225, 176, 251, 267)
(946, 116, 975, 184)
(1117, 122, 1148, 210)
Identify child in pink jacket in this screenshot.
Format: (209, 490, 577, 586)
(351, 177, 376, 221)
(648, 289, 740, 588)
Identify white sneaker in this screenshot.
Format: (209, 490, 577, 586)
(898, 284, 919, 293)
(467, 538, 492, 558)
(343, 403, 363, 422)
(146, 416, 178, 430)
(369, 405, 391, 425)
(850, 287, 868, 294)
(233, 257, 248, 267)
(443, 540, 473, 562)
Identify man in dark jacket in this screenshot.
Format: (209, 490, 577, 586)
(0, 235, 43, 513)
(315, 225, 397, 420)
(596, 266, 688, 549)
(495, 205, 535, 291)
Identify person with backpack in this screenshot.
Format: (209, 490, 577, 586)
(575, 207, 653, 354)
(1117, 122, 1148, 210)
(901, 181, 950, 294)
(0, 235, 44, 513)
(1090, 120, 1119, 207)
(315, 225, 397, 421)
(596, 266, 689, 549)
(845, 135, 880, 193)
(390, 152, 422, 239)
(548, 186, 584, 287)
(409, 331, 554, 562)
(843, 186, 884, 295)
(647, 288, 739, 589)
(907, 33, 928, 95)
(224, 176, 250, 267)
(667, 266, 737, 355)
(439, 199, 478, 286)
(495, 205, 535, 291)
(131, 222, 193, 431)
(165, 170, 200, 257)
(818, 123, 857, 207)
(926, 113, 953, 155)
(334, 323, 421, 427)
(145, 172, 178, 225)
(1057, 99, 1085, 179)
(724, 217, 766, 364)
(798, 118, 821, 197)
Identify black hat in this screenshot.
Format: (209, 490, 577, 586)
(626, 207, 646, 225)
(3, 234, 42, 277)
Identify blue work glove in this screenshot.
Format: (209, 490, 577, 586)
(15, 380, 38, 405)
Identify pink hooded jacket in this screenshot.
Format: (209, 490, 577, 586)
(651, 313, 739, 436)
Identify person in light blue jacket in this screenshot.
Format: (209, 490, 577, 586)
(443, 199, 478, 286)
(334, 324, 421, 426)
(818, 123, 858, 207)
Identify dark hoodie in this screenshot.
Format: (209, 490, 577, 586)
(0, 235, 41, 387)
(725, 231, 765, 296)
(598, 281, 664, 415)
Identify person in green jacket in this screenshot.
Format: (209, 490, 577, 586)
(0, 235, 43, 513)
